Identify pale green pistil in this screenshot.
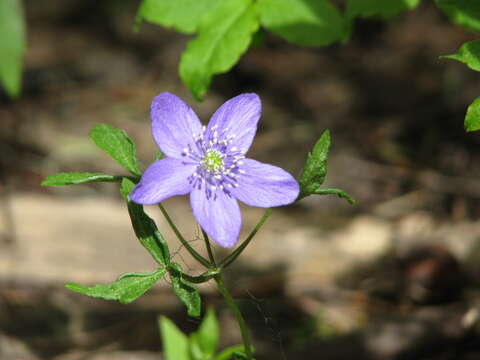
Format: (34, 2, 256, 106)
(202, 149, 224, 173)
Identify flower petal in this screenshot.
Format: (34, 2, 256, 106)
(190, 189, 241, 248)
(207, 93, 261, 154)
(151, 92, 203, 158)
(130, 158, 195, 205)
(231, 159, 299, 207)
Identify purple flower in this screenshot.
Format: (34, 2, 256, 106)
(130, 92, 299, 248)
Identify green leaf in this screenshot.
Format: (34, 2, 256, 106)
(232, 351, 249, 360)
(346, 0, 421, 19)
(436, 0, 480, 32)
(0, 0, 25, 98)
(192, 308, 219, 358)
(137, 0, 221, 34)
(298, 131, 355, 204)
(159, 316, 190, 360)
(441, 40, 480, 72)
(215, 345, 247, 360)
(90, 123, 142, 176)
(299, 130, 331, 198)
(41, 172, 124, 186)
(179, 0, 259, 101)
(188, 336, 205, 360)
(312, 188, 356, 205)
(65, 268, 166, 304)
(120, 178, 171, 266)
(465, 96, 480, 132)
(169, 262, 201, 317)
(257, 0, 347, 47)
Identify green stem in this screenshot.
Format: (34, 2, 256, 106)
(202, 228, 216, 266)
(214, 273, 253, 359)
(177, 268, 220, 284)
(219, 208, 272, 269)
(157, 203, 211, 268)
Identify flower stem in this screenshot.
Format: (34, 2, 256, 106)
(157, 203, 211, 268)
(176, 268, 219, 284)
(214, 273, 254, 359)
(219, 208, 272, 269)
(202, 228, 216, 266)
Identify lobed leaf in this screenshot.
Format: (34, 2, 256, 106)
(435, 0, 480, 32)
(169, 262, 201, 317)
(299, 130, 331, 198)
(298, 131, 355, 205)
(90, 123, 142, 176)
(41, 172, 124, 186)
(346, 0, 421, 19)
(65, 268, 166, 304)
(0, 0, 25, 98)
(137, 0, 221, 34)
(179, 0, 259, 101)
(258, 0, 347, 47)
(465, 96, 480, 132)
(120, 178, 171, 266)
(441, 40, 480, 72)
(159, 316, 190, 360)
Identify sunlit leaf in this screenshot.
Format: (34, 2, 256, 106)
(298, 130, 354, 205)
(299, 130, 331, 198)
(159, 316, 190, 360)
(137, 0, 221, 34)
(65, 268, 166, 304)
(465, 96, 480, 132)
(258, 0, 346, 46)
(41, 172, 124, 186)
(346, 0, 421, 19)
(179, 0, 259, 101)
(441, 40, 480, 72)
(436, 0, 480, 32)
(191, 308, 219, 357)
(90, 123, 142, 176)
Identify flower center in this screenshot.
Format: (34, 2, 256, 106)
(201, 149, 224, 173)
(182, 125, 246, 198)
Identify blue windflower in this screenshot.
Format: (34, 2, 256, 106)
(130, 92, 299, 247)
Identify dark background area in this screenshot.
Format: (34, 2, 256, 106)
(2, 1, 480, 359)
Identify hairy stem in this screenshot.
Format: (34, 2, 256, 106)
(157, 203, 211, 268)
(219, 208, 272, 269)
(214, 273, 253, 359)
(202, 228, 216, 266)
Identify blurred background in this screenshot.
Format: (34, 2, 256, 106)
(2, 1, 480, 359)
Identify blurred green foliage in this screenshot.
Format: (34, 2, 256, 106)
(4, 0, 480, 131)
(160, 309, 249, 360)
(0, 0, 25, 98)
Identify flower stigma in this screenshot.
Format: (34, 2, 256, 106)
(202, 149, 224, 173)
